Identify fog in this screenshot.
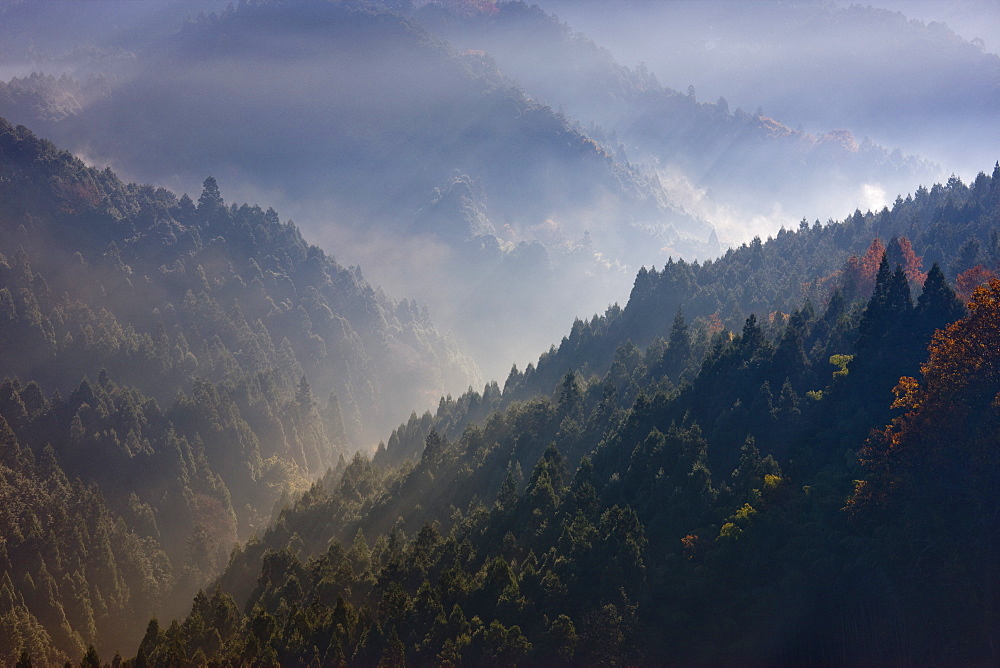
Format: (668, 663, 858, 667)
(1, 0, 994, 394)
(418, 1, 945, 246)
(537, 0, 999, 184)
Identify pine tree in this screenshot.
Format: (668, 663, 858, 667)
(916, 263, 964, 336)
(197, 176, 224, 215)
(80, 645, 100, 668)
(661, 307, 692, 380)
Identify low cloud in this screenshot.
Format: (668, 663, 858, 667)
(860, 182, 889, 213)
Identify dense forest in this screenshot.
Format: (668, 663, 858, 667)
(3, 0, 1000, 665)
(116, 165, 1000, 665)
(0, 116, 478, 661)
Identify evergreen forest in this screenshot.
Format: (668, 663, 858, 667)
(2, 0, 1000, 665)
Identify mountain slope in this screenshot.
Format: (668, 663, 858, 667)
(0, 115, 477, 660)
(0, 0, 712, 380)
(127, 169, 1000, 665)
(414, 0, 941, 242)
(539, 0, 999, 183)
(0, 117, 477, 441)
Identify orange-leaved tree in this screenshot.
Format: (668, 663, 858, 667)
(853, 278, 1000, 511)
(842, 238, 886, 300)
(886, 236, 925, 287)
(850, 278, 1000, 662)
(954, 264, 999, 304)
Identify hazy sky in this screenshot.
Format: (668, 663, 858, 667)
(536, 0, 999, 183)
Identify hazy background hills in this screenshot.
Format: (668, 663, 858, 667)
(418, 1, 943, 242)
(540, 0, 1000, 184)
(3, 0, 988, 382)
(0, 0, 703, 379)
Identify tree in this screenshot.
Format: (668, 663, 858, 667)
(771, 310, 809, 384)
(955, 265, 999, 304)
(566, 457, 599, 521)
(543, 614, 577, 665)
(730, 436, 780, 500)
(496, 461, 522, 511)
(917, 263, 963, 317)
(80, 645, 100, 668)
(886, 236, 925, 286)
(197, 176, 224, 215)
(137, 618, 161, 662)
(950, 237, 982, 278)
(739, 314, 766, 357)
(660, 308, 692, 380)
(856, 253, 897, 352)
(557, 370, 583, 419)
(295, 375, 315, 412)
(886, 265, 914, 316)
(915, 263, 964, 339)
(843, 238, 886, 300)
(855, 278, 1000, 506)
(852, 279, 1000, 660)
(421, 429, 446, 466)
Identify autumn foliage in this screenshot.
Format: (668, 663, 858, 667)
(843, 238, 886, 299)
(842, 237, 925, 302)
(888, 236, 925, 286)
(853, 278, 1000, 510)
(954, 264, 999, 303)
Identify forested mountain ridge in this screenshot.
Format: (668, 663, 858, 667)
(0, 0, 713, 380)
(1, 1, 998, 663)
(128, 168, 1000, 664)
(0, 116, 477, 442)
(413, 0, 941, 239)
(0, 116, 478, 662)
(539, 0, 1000, 181)
(495, 164, 1000, 406)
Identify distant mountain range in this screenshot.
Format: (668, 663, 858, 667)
(0, 0, 955, 380)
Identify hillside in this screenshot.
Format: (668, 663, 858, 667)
(0, 116, 477, 661)
(413, 1, 941, 241)
(495, 165, 1000, 404)
(539, 0, 1000, 182)
(126, 168, 1000, 664)
(0, 0, 712, 380)
(2, 1, 999, 663)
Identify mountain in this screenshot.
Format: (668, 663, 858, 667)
(0, 0, 712, 381)
(1, 1, 970, 382)
(3, 1, 1000, 663)
(127, 167, 1000, 665)
(538, 0, 1000, 183)
(0, 116, 477, 443)
(0, 116, 477, 661)
(414, 0, 942, 242)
